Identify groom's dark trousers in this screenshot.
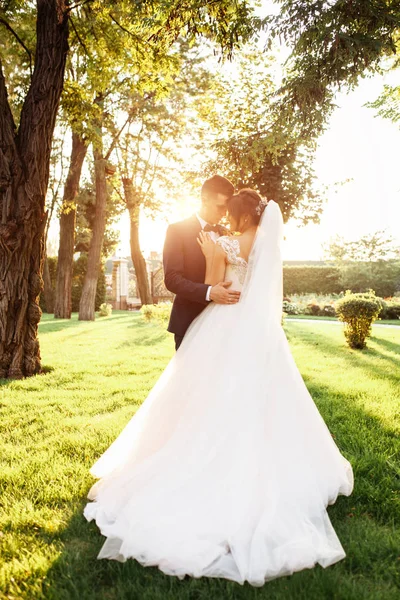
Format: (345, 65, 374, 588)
(163, 215, 210, 350)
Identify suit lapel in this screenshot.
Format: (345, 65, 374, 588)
(188, 214, 202, 233)
(184, 215, 205, 266)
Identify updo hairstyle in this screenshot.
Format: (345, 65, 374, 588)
(227, 188, 267, 227)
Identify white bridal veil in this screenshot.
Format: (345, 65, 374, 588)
(240, 199, 284, 325)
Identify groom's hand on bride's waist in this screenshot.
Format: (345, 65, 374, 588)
(209, 281, 240, 305)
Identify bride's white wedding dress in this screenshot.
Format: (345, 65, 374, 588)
(84, 201, 354, 586)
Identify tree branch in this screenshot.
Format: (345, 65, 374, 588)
(109, 13, 142, 45)
(0, 17, 33, 77)
(70, 16, 90, 57)
(66, 0, 93, 13)
(104, 94, 156, 162)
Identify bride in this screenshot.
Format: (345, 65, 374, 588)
(84, 189, 354, 586)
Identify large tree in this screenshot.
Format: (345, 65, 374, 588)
(54, 130, 88, 318)
(0, 0, 259, 375)
(0, 0, 69, 379)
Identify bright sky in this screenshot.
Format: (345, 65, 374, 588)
(114, 70, 400, 261)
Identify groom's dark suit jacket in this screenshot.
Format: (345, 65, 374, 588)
(163, 215, 209, 338)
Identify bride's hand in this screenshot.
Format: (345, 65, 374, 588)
(197, 231, 215, 258)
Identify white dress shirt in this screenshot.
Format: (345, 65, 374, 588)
(196, 213, 219, 302)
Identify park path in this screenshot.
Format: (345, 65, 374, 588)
(287, 318, 400, 329)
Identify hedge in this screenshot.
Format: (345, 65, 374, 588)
(283, 262, 400, 296)
(283, 266, 342, 295)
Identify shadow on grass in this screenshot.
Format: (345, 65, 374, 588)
(371, 335, 400, 358)
(286, 323, 400, 386)
(0, 365, 56, 387)
(38, 312, 137, 335)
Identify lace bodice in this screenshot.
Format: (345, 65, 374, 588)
(216, 236, 248, 291)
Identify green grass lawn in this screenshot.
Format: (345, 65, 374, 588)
(1, 312, 399, 600)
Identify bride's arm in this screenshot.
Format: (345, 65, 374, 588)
(197, 232, 227, 286)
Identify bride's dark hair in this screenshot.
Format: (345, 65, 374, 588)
(227, 188, 267, 226)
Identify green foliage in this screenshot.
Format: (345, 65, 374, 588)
(283, 265, 342, 295)
(269, 0, 400, 138)
(98, 302, 112, 317)
(199, 47, 323, 224)
(336, 291, 381, 349)
(368, 81, 400, 127)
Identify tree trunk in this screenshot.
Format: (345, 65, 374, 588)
(54, 131, 87, 318)
(122, 177, 152, 305)
(78, 132, 107, 321)
(43, 255, 55, 313)
(0, 1, 69, 379)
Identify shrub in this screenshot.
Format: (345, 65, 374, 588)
(378, 299, 400, 320)
(282, 301, 300, 315)
(321, 304, 336, 317)
(336, 291, 381, 349)
(140, 302, 172, 325)
(140, 304, 154, 322)
(98, 303, 112, 317)
(305, 303, 321, 316)
(385, 304, 400, 320)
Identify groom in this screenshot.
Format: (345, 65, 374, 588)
(163, 175, 241, 351)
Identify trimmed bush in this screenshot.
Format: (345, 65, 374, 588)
(321, 304, 336, 317)
(305, 303, 321, 316)
(336, 291, 381, 349)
